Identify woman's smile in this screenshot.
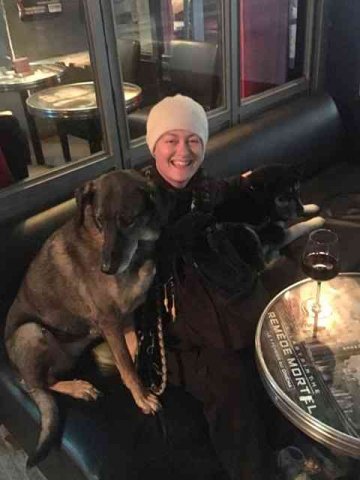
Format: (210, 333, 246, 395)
(170, 159, 193, 168)
(153, 129, 204, 188)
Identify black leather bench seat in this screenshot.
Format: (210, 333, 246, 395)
(1, 93, 360, 480)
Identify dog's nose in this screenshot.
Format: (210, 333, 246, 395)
(101, 261, 115, 275)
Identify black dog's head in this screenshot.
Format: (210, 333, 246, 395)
(248, 164, 304, 221)
(75, 170, 169, 275)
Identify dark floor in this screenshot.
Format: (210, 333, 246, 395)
(270, 430, 360, 479)
(0, 420, 358, 480)
(27, 134, 92, 181)
(0, 425, 45, 480)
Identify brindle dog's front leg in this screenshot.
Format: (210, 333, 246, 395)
(101, 318, 161, 414)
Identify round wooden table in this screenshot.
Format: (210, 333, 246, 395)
(256, 273, 360, 457)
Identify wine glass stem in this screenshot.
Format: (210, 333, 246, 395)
(315, 281, 321, 312)
(312, 281, 322, 339)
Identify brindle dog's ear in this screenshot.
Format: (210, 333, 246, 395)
(75, 180, 95, 225)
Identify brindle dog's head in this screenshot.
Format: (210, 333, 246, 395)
(75, 170, 168, 275)
(248, 164, 304, 221)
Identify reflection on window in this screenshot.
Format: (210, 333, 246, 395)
(0, 0, 103, 191)
(112, 0, 224, 140)
(239, 0, 305, 99)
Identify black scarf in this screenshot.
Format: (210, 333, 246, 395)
(136, 166, 260, 390)
(144, 165, 260, 297)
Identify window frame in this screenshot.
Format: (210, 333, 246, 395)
(236, 0, 317, 120)
(115, 0, 326, 167)
(125, 0, 234, 168)
(0, 0, 327, 224)
(0, 0, 123, 224)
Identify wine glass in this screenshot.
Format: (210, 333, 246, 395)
(301, 229, 340, 336)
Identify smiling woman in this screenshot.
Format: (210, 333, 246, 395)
(138, 93, 277, 480)
(146, 94, 208, 188)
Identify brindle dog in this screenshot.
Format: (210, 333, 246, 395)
(5, 169, 169, 466)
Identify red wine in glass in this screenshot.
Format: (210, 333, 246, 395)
(301, 229, 340, 336)
(302, 252, 339, 282)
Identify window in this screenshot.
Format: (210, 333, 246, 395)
(0, 0, 324, 222)
(110, 0, 225, 141)
(239, 0, 307, 99)
(0, 0, 107, 191)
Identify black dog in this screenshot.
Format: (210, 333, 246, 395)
(244, 164, 324, 263)
(5, 169, 169, 466)
(216, 164, 324, 268)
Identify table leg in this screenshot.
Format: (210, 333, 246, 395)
(88, 118, 102, 154)
(56, 120, 72, 162)
(59, 133, 72, 162)
(20, 90, 45, 165)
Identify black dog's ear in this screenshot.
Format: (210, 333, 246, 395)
(293, 162, 306, 181)
(75, 180, 95, 225)
(144, 178, 158, 205)
(246, 166, 268, 192)
(249, 163, 299, 193)
(146, 179, 175, 225)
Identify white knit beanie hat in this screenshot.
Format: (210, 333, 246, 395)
(146, 94, 209, 154)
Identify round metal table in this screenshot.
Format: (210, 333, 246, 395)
(0, 64, 64, 164)
(26, 81, 142, 162)
(256, 273, 360, 458)
(26, 81, 142, 119)
(0, 64, 63, 92)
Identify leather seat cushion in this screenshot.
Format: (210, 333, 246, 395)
(0, 353, 225, 480)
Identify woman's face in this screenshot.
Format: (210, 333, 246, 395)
(153, 129, 204, 188)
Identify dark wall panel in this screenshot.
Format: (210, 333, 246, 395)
(326, 0, 360, 101)
(3, 0, 88, 62)
(326, 0, 360, 154)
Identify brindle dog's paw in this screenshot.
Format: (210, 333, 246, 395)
(134, 388, 162, 415)
(50, 379, 102, 401)
(138, 259, 156, 279)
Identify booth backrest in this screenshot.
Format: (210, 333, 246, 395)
(205, 94, 346, 179)
(0, 200, 76, 322)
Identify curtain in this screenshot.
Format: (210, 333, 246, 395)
(240, 0, 289, 98)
